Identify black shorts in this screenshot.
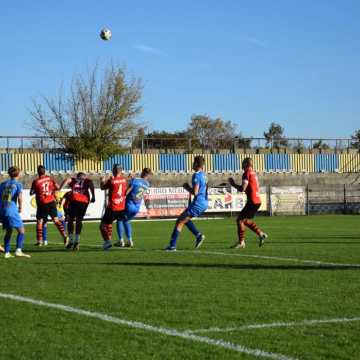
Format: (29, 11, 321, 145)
(68, 201, 88, 220)
(101, 207, 125, 224)
(238, 202, 261, 220)
(37, 201, 58, 221)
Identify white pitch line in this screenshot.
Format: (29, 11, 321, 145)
(187, 317, 360, 334)
(37, 246, 360, 268)
(0, 293, 298, 360)
(184, 250, 360, 268)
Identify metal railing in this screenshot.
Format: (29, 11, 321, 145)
(0, 135, 358, 153)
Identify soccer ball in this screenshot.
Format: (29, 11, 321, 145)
(100, 28, 112, 41)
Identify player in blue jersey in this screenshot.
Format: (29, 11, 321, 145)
(0, 166, 30, 259)
(165, 156, 208, 251)
(115, 168, 152, 248)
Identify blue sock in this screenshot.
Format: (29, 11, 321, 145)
(169, 227, 180, 248)
(16, 233, 25, 250)
(4, 233, 11, 253)
(62, 220, 66, 233)
(116, 221, 123, 240)
(42, 225, 47, 242)
(123, 221, 132, 240)
(186, 221, 200, 238)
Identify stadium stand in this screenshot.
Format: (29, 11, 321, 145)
(0, 152, 360, 174)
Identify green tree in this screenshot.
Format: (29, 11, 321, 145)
(292, 140, 306, 153)
(264, 123, 288, 149)
(351, 130, 360, 150)
(187, 115, 245, 150)
(29, 64, 143, 160)
(132, 130, 188, 150)
(312, 140, 330, 151)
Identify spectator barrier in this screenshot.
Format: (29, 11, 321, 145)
(0, 152, 359, 174)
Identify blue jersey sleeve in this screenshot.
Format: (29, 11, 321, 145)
(192, 173, 200, 187)
(16, 182, 23, 195)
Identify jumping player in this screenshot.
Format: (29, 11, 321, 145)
(0, 166, 30, 258)
(229, 157, 268, 248)
(30, 165, 68, 247)
(60, 173, 95, 250)
(165, 156, 207, 251)
(100, 164, 128, 250)
(115, 168, 152, 248)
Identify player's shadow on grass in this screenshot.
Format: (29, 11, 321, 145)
(270, 240, 360, 245)
(101, 262, 360, 271)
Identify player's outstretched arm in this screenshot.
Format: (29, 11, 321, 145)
(228, 177, 243, 192)
(89, 179, 96, 203)
(100, 176, 108, 190)
(59, 178, 71, 190)
(183, 182, 194, 194)
(29, 180, 35, 195)
(18, 192, 23, 213)
(59, 196, 66, 208)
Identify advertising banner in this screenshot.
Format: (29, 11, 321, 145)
(19, 186, 268, 221)
(206, 187, 267, 212)
(271, 186, 305, 215)
(136, 187, 189, 218)
(21, 189, 105, 221)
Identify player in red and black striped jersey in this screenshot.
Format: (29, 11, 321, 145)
(60, 173, 95, 250)
(99, 164, 128, 250)
(61, 190, 72, 219)
(30, 165, 68, 246)
(229, 158, 268, 249)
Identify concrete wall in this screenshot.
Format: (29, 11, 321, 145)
(1, 172, 359, 189)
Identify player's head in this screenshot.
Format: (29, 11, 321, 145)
(8, 166, 20, 179)
(37, 165, 46, 176)
(77, 172, 86, 179)
(112, 164, 123, 176)
(141, 167, 152, 179)
(242, 157, 253, 170)
(193, 156, 205, 171)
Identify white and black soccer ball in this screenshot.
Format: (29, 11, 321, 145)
(100, 28, 112, 41)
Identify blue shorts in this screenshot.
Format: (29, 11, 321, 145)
(57, 211, 64, 219)
(1, 212, 23, 230)
(122, 202, 140, 221)
(185, 201, 208, 218)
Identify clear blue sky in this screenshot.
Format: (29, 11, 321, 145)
(1, 0, 360, 138)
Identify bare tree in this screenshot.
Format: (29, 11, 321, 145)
(29, 64, 143, 159)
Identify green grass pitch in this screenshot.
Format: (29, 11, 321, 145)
(0, 215, 359, 360)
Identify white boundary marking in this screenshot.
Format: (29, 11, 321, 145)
(186, 317, 360, 334)
(46, 245, 360, 268)
(184, 250, 360, 268)
(0, 292, 298, 360)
